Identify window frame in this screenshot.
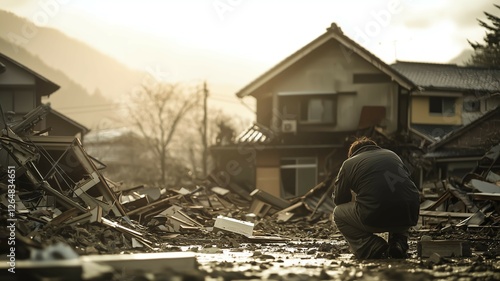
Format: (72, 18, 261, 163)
(278, 92, 337, 126)
(429, 96, 456, 115)
(280, 157, 317, 198)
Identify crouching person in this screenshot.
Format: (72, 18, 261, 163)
(332, 137, 420, 259)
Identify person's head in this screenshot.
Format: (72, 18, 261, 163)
(348, 136, 377, 158)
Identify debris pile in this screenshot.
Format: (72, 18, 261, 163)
(1, 105, 500, 280)
(417, 143, 500, 258)
(0, 105, 340, 279)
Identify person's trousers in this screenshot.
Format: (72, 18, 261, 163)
(333, 202, 410, 259)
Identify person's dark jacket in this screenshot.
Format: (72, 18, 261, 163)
(333, 145, 420, 227)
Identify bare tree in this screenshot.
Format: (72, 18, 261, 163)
(176, 107, 249, 180)
(127, 82, 200, 186)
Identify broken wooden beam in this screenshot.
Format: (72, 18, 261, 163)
(250, 189, 290, 209)
(126, 194, 181, 216)
(418, 210, 471, 219)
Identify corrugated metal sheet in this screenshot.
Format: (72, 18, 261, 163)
(236, 123, 274, 144)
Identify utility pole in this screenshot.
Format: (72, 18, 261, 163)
(202, 81, 208, 178)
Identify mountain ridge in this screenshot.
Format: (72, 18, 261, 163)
(0, 36, 115, 128)
(0, 10, 144, 102)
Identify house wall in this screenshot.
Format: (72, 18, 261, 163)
(256, 40, 399, 134)
(0, 59, 37, 115)
(256, 94, 273, 127)
(462, 94, 500, 124)
(255, 147, 341, 198)
(411, 95, 463, 125)
(256, 150, 280, 197)
(485, 96, 500, 111)
(0, 59, 35, 86)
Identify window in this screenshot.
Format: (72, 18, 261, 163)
(279, 93, 337, 125)
(429, 97, 455, 115)
(0, 90, 35, 113)
(300, 96, 336, 124)
(280, 157, 317, 198)
(301, 98, 334, 123)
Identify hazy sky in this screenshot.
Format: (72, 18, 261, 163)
(1, 0, 498, 90)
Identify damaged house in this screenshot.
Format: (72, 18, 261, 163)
(211, 25, 500, 200)
(391, 61, 500, 183)
(391, 61, 500, 143)
(0, 53, 88, 139)
(211, 23, 419, 200)
(0, 53, 128, 223)
(425, 106, 500, 181)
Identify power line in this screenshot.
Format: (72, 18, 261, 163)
(62, 107, 126, 114)
(208, 94, 256, 113)
(55, 103, 124, 110)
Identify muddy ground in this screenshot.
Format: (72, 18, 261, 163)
(10, 215, 498, 281)
(165, 218, 500, 281)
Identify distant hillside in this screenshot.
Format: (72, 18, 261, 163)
(0, 37, 114, 128)
(449, 49, 474, 65)
(0, 10, 144, 101)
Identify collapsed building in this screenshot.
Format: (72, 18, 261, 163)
(0, 102, 499, 280)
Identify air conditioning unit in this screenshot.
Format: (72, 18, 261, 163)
(281, 120, 297, 133)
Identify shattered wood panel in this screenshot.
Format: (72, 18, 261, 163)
(11, 104, 51, 136)
(0, 134, 90, 213)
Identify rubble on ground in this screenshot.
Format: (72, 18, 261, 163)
(1, 106, 499, 280)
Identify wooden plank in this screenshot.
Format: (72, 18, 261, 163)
(250, 188, 290, 209)
(468, 192, 500, 201)
(422, 190, 452, 211)
(419, 210, 471, 218)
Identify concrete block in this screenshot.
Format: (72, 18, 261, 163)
(213, 215, 254, 237)
(417, 240, 471, 258)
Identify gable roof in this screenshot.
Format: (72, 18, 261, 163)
(428, 105, 500, 151)
(48, 108, 90, 136)
(0, 53, 59, 96)
(391, 61, 500, 93)
(235, 23, 415, 98)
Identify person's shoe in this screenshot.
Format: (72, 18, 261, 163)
(370, 243, 389, 259)
(388, 242, 408, 259)
(355, 236, 389, 260)
(388, 233, 409, 259)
